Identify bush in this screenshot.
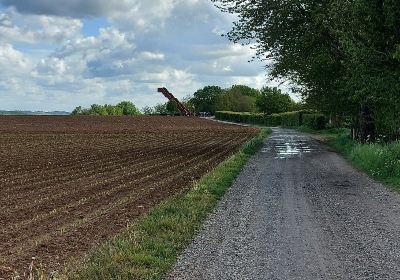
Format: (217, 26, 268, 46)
(264, 113, 282, 126)
(279, 111, 302, 126)
(215, 111, 264, 124)
(303, 113, 328, 130)
(215, 110, 327, 129)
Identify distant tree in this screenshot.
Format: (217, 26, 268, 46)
(90, 104, 108, 115)
(141, 106, 154, 115)
(166, 100, 179, 115)
(116, 101, 141, 116)
(153, 103, 169, 115)
(256, 87, 295, 114)
(215, 85, 260, 112)
(229, 85, 260, 98)
(71, 106, 83, 115)
(71, 101, 141, 116)
(191, 86, 224, 114)
(181, 96, 195, 114)
(105, 104, 123, 116)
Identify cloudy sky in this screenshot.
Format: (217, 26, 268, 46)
(0, 0, 276, 111)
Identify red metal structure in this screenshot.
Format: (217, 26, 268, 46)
(158, 87, 193, 116)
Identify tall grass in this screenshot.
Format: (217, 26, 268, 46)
(345, 141, 400, 186)
(303, 127, 400, 189)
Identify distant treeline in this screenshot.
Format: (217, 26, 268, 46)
(142, 85, 302, 116)
(70, 84, 300, 117)
(71, 101, 141, 116)
(215, 111, 328, 130)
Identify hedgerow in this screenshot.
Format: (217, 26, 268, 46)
(215, 110, 328, 129)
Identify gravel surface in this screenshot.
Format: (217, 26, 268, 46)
(168, 128, 400, 280)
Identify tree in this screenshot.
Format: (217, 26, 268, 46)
(191, 86, 223, 114)
(216, 87, 258, 112)
(116, 101, 141, 116)
(181, 96, 195, 114)
(256, 87, 295, 115)
(229, 85, 260, 98)
(70, 101, 141, 116)
(141, 106, 154, 115)
(328, 0, 400, 141)
(71, 106, 83, 115)
(153, 103, 169, 115)
(166, 100, 179, 115)
(90, 104, 108, 115)
(105, 104, 123, 116)
(212, 0, 400, 141)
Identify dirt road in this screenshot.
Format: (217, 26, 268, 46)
(169, 128, 400, 280)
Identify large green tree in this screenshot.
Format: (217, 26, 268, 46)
(213, 0, 400, 141)
(191, 86, 223, 114)
(215, 85, 259, 112)
(116, 101, 141, 116)
(256, 87, 295, 114)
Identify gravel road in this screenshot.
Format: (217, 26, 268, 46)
(168, 128, 400, 280)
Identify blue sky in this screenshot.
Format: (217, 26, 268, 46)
(82, 17, 109, 37)
(0, 0, 289, 111)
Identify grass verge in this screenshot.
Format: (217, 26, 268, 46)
(63, 128, 272, 280)
(298, 126, 400, 189)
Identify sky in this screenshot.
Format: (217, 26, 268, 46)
(0, 0, 285, 111)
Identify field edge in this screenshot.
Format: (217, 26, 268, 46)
(51, 127, 272, 280)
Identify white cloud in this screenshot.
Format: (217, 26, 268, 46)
(0, 43, 32, 76)
(0, 9, 82, 44)
(0, 0, 277, 111)
(139, 51, 165, 61)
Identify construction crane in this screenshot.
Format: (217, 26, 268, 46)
(158, 87, 193, 116)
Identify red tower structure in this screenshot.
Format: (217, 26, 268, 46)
(158, 87, 193, 116)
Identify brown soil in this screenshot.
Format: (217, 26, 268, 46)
(0, 116, 258, 279)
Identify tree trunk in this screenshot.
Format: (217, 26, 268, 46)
(359, 104, 376, 143)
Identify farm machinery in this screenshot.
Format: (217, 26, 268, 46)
(158, 87, 193, 116)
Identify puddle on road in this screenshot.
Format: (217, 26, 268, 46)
(263, 134, 319, 159)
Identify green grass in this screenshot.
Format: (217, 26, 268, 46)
(63, 128, 272, 280)
(298, 127, 400, 189)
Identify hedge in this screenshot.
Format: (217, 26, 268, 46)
(215, 110, 328, 129)
(303, 113, 328, 130)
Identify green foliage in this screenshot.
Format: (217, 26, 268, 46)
(216, 90, 257, 113)
(142, 101, 185, 116)
(153, 103, 169, 115)
(256, 87, 295, 114)
(71, 101, 141, 116)
(215, 110, 318, 128)
(215, 111, 263, 124)
(190, 85, 261, 114)
(304, 130, 400, 188)
(303, 114, 328, 130)
(141, 106, 154, 115)
(66, 129, 271, 280)
(229, 85, 260, 97)
(191, 86, 224, 114)
(116, 101, 141, 116)
(71, 106, 83, 115)
(212, 0, 400, 141)
(166, 100, 179, 115)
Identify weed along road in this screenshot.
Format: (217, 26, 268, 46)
(169, 128, 400, 280)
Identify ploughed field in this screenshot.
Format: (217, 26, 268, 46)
(0, 116, 258, 277)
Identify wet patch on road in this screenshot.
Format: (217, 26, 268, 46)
(263, 133, 321, 159)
